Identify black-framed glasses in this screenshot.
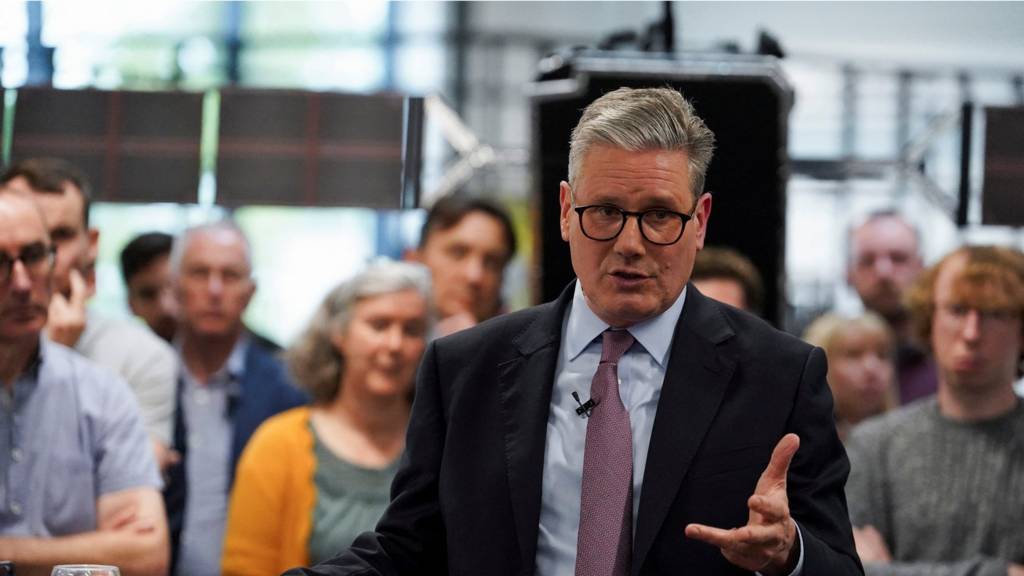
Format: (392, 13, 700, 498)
(0, 242, 56, 285)
(572, 192, 698, 246)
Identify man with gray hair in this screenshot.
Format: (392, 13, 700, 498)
(163, 220, 306, 576)
(293, 87, 859, 575)
(847, 210, 936, 404)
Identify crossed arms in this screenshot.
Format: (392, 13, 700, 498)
(0, 487, 169, 576)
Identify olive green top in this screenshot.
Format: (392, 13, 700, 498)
(307, 422, 401, 565)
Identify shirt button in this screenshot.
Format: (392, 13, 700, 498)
(9, 501, 21, 516)
(10, 448, 22, 463)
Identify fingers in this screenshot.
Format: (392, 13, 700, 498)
(68, 268, 88, 309)
(748, 494, 789, 524)
(761, 433, 800, 485)
(46, 272, 88, 347)
(686, 522, 795, 572)
(686, 523, 782, 548)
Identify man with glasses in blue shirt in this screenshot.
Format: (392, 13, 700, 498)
(0, 191, 168, 574)
(294, 87, 860, 576)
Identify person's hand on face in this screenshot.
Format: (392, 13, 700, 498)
(46, 268, 88, 347)
(685, 434, 801, 576)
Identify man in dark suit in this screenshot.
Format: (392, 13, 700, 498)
(163, 221, 306, 576)
(291, 87, 860, 575)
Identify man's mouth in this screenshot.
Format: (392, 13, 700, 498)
(608, 269, 652, 286)
(0, 305, 46, 321)
(952, 356, 982, 372)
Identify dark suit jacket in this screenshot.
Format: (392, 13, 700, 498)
(164, 334, 308, 571)
(291, 284, 862, 575)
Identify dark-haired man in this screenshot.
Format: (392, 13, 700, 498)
(1, 159, 177, 466)
(121, 232, 178, 343)
(691, 245, 764, 314)
(407, 195, 517, 337)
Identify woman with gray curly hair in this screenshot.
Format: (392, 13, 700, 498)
(222, 261, 432, 575)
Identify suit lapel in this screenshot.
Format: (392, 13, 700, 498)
(632, 288, 737, 575)
(498, 285, 574, 575)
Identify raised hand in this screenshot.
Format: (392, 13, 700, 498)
(47, 268, 88, 347)
(685, 433, 801, 575)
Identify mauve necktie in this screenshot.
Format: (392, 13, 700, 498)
(575, 329, 636, 576)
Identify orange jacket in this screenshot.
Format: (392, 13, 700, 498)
(222, 407, 316, 576)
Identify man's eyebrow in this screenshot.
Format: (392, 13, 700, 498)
(0, 240, 47, 258)
(50, 225, 78, 237)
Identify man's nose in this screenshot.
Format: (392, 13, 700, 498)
(385, 325, 404, 351)
(9, 260, 35, 292)
(613, 215, 646, 257)
(463, 257, 485, 285)
(873, 256, 894, 277)
(206, 272, 224, 295)
(960, 309, 982, 342)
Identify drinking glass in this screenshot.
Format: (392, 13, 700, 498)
(51, 566, 120, 576)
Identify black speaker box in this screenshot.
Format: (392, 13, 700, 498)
(531, 51, 792, 326)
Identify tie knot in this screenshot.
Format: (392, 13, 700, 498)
(600, 329, 635, 363)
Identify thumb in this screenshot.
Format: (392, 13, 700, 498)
(761, 433, 800, 485)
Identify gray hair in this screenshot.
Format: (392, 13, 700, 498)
(285, 260, 433, 404)
(170, 219, 253, 278)
(568, 87, 716, 199)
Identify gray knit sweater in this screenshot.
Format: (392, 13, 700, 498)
(845, 397, 1024, 576)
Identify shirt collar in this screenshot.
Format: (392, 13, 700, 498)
(175, 331, 251, 385)
(14, 334, 47, 385)
(225, 332, 250, 380)
(564, 281, 687, 367)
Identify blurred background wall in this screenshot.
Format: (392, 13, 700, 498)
(2, 1, 1022, 343)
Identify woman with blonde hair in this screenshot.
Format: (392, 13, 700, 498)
(804, 312, 898, 440)
(222, 261, 431, 575)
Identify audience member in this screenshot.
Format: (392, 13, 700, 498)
(222, 261, 431, 575)
(406, 194, 516, 337)
(163, 221, 307, 576)
(1, 159, 177, 464)
(846, 245, 1024, 575)
(0, 192, 168, 574)
(691, 245, 764, 314)
(121, 232, 178, 343)
(847, 210, 936, 403)
(292, 87, 859, 575)
(803, 312, 897, 440)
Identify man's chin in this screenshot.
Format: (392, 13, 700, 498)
(594, 301, 663, 328)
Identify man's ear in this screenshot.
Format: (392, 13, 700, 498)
(84, 227, 100, 297)
(693, 193, 713, 251)
(559, 181, 573, 242)
(87, 228, 100, 255)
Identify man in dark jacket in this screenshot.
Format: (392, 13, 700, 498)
(164, 220, 306, 576)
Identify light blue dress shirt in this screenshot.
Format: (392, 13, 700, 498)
(176, 334, 249, 576)
(0, 337, 161, 538)
(535, 283, 803, 576)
